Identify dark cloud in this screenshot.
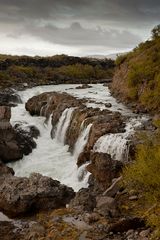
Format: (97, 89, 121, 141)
(22, 22, 141, 48)
(0, 0, 159, 24)
(0, 0, 159, 55)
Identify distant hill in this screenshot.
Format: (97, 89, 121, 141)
(86, 52, 127, 60)
(0, 54, 115, 89)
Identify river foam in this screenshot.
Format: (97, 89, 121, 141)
(8, 84, 146, 191)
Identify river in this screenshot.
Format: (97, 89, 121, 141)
(8, 84, 147, 191)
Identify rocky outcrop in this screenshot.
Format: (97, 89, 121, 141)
(0, 162, 14, 176)
(0, 106, 23, 162)
(0, 106, 37, 163)
(26, 92, 126, 165)
(14, 124, 39, 155)
(69, 188, 96, 212)
(0, 173, 75, 217)
(0, 89, 22, 107)
(87, 152, 123, 191)
(25, 91, 84, 121)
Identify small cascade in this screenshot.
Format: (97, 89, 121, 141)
(77, 162, 91, 182)
(55, 108, 75, 144)
(94, 117, 144, 161)
(94, 133, 128, 160)
(73, 123, 92, 160)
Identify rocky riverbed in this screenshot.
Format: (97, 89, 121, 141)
(0, 83, 153, 239)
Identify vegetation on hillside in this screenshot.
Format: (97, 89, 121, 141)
(115, 25, 160, 112)
(0, 54, 114, 89)
(122, 125, 160, 238)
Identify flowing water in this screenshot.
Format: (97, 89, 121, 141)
(55, 107, 75, 144)
(8, 84, 147, 191)
(93, 117, 146, 161)
(73, 123, 92, 160)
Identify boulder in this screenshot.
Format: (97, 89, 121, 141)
(0, 162, 14, 176)
(0, 173, 75, 217)
(75, 84, 92, 89)
(0, 106, 23, 162)
(87, 152, 123, 191)
(96, 196, 119, 217)
(14, 124, 38, 155)
(69, 188, 96, 212)
(106, 217, 145, 233)
(0, 89, 22, 107)
(0, 106, 37, 163)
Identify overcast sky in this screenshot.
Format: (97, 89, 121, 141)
(0, 0, 159, 56)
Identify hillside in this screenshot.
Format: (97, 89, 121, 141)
(111, 25, 160, 114)
(0, 54, 114, 89)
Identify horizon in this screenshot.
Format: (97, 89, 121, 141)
(0, 0, 159, 57)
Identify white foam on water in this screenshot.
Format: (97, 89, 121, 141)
(55, 108, 75, 144)
(73, 123, 92, 160)
(8, 84, 147, 191)
(93, 117, 146, 161)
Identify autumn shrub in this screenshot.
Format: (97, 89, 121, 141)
(122, 128, 160, 239)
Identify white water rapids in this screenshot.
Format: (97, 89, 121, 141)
(8, 84, 147, 191)
(55, 107, 75, 144)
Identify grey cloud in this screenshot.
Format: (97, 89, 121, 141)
(0, 0, 159, 24)
(0, 0, 159, 56)
(22, 22, 141, 48)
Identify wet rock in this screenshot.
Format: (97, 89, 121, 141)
(69, 188, 96, 212)
(76, 84, 92, 89)
(14, 124, 38, 155)
(14, 123, 40, 139)
(0, 162, 14, 176)
(0, 173, 75, 217)
(0, 106, 36, 163)
(0, 106, 37, 163)
(87, 152, 123, 191)
(96, 196, 119, 217)
(0, 89, 22, 107)
(105, 103, 112, 108)
(0, 107, 23, 162)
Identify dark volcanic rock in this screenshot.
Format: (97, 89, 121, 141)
(0, 106, 37, 163)
(69, 188, 96, 212)
(0, 173, 75, 217)
(107, 217, 145, 233)
(75, 84, 92, 89)
(0, 89, 22, 107)
(0, 162, 14, 176)
(14, 124, 39, 155)
(0, 106, 23, 162)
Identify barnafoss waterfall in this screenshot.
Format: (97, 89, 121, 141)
(8, 84, 147, 191)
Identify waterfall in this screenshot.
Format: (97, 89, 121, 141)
(73, 123, 92, 160)
(55, 108, 75, 144)
(77, 162, 91, 182)
(93, 117, 144, 161)
(94, 133, 128, 161)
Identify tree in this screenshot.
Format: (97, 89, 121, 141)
(151, 24, 160, 39)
